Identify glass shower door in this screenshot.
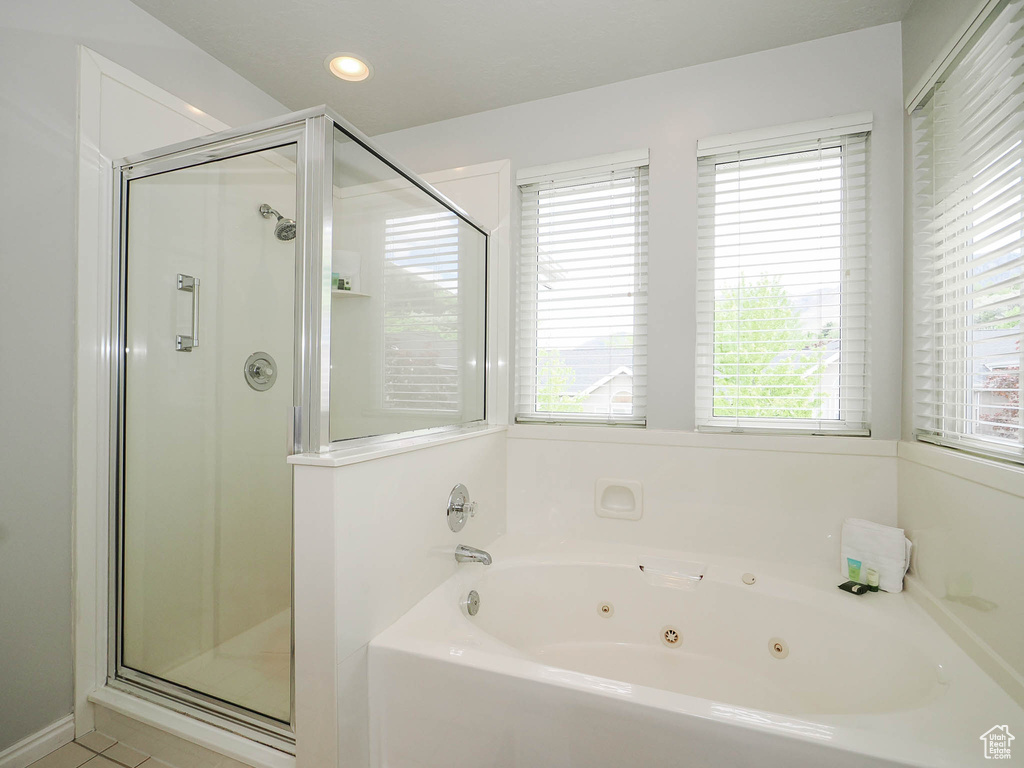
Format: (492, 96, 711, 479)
(117, 143, 297, 727)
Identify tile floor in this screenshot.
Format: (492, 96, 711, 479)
(27, 732, 167, 768)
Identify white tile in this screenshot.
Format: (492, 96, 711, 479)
(100, 744, 148, 768)
(75, 732, 116, 754)
(899, 454, 1024, 684)
(506, 436, 897, 568)
(29, 743, 95, 768)
(294, 430, 508, 767)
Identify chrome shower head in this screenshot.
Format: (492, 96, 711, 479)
(259, 203, 297, 242)
(274, 218, 296, 241)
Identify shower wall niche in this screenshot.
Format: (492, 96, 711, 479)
(110, 108, 488, 748)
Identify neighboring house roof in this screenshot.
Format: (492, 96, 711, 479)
(970, 329, 1021, 385)
(576, 367, 633, 399)
(557, 340, 635, 396)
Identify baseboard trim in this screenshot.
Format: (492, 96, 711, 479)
(906, 575, 1024, 708)
(0, 715, 74, 768)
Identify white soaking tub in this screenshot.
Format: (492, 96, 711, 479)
(369, 536, 1022, 768)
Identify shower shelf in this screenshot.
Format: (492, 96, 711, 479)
(331, 289, 371, 298)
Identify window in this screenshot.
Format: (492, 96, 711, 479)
(516, 151, 649, 424)
(383, 210, 461, 413)
(695, 117, 870, 434)
(913, 0, 1024, 463)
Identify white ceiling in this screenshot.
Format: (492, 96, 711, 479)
(130, 0, 914, 136)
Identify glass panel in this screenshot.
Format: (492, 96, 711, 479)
(121, 145, 296, 724)
(329, 127, 486, 441)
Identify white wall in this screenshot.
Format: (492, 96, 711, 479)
(901, 0, 982, 96)
(292, 431, 507, 768)
(0, 0, 285, 752)
(375, 23, 906, 438)
(506, 428, 898, 568)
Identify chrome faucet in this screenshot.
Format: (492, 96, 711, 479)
(454, 544, 492, 565)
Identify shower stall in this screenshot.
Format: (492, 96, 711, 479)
(108, 107, 487, 749)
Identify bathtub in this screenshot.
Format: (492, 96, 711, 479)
(369, 536, 1022, 767)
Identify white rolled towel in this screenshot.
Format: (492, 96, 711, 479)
(840, 518, 912, 593)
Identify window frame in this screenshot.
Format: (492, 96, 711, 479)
(515, 150, 650, 426)
(911, 0, 1024, 465)
(694, 115, 872, 436)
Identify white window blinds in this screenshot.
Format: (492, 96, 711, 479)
(695, 128, 870, 434)
(383, 211, 461, 412)
(517, 158, 648, 424)
(913, 0, 1024, 462)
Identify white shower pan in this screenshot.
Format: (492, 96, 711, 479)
(369, 536, 1022, 767)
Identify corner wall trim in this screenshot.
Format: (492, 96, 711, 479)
(0, 715, 74, 768)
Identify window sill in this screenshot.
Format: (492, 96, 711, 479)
(696, 425, 870, 437)
(899, 440, 1024, 499)
(288, 424, 507, 468)
(507, 425, 896, 457)
(514, 416, 646, 427)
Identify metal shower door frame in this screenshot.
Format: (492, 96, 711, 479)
(106, 105, 490, 750)
(108, 113, 326, 750)
(111, 104, 488, 453)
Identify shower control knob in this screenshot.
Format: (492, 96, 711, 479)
(244, 351, 278, 392)
(447, 484, 477, 532)
(250, 361, 273, 378)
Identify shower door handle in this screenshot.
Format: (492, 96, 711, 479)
(176, 274, 200, 351)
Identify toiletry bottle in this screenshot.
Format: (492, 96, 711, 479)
(866, 568, 879, 592)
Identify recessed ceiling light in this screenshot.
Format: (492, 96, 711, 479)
(325, 53, 373, 82)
